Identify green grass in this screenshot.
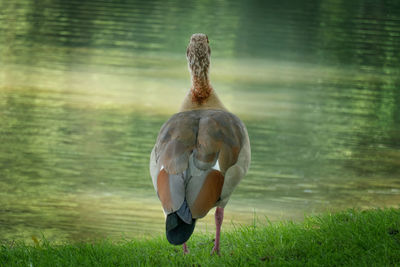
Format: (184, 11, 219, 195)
(1, 208, 400, 266)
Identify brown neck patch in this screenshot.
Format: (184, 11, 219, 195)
(191, 87, 211, 104)
(191, 76, 211, 104)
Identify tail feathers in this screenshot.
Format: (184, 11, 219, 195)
(166, 200, 196, 245)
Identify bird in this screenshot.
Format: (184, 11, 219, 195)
(149, 33, 251, 255)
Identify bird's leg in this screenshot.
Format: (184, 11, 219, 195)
(183, 242, 189, 254)
(211, 207, 224, 255)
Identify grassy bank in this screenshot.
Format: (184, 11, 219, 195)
(1, 208, 400, 266)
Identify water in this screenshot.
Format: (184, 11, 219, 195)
(1, 0, 400, 243)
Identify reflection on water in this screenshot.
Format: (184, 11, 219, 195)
(1, 0, 400, 242)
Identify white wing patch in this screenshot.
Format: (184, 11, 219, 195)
(212, 160, 220, 171)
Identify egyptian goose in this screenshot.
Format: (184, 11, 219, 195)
(149, 33, 251, 254)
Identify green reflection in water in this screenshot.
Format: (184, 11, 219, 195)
(0, 0, 400, 242)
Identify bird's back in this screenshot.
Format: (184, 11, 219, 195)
(150, 109, 250, 219)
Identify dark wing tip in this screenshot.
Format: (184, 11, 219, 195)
(166, 213, 196, 245)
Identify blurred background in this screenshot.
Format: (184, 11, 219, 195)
(0, 0, 399, 243)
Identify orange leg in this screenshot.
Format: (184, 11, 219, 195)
(211, 207, 224, 255)
(183, 242, 189, 254)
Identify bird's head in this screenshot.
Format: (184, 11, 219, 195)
(186, 33, 211, 78)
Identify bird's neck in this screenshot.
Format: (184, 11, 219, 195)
(180, 70, 227, 112)
(190, 74, 212, 104)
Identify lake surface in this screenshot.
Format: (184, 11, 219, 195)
(1, 0, 400, 243)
